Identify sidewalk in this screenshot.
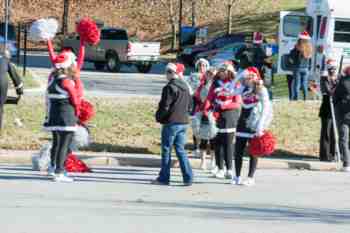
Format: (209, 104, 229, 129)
(0, 149, 340, 171)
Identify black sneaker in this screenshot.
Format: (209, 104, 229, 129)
(151, 179, 169, 186)
(183, 181, 193, 187)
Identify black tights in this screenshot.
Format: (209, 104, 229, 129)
(50, 131, 74, 174)
(215, 132, 234, 170)
(234, 137, 258, 178)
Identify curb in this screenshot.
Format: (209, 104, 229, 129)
(0, 150, 339, 171)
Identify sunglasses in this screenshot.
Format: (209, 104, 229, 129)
(166, 70, 175, 74)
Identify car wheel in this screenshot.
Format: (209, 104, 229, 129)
(136, 63, 152, 73)
(94, 62, 105, 71)
(106, 53, 121, 72)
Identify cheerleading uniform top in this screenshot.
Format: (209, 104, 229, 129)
(43, 73, 80, 132)
(236, 86, 272, 138)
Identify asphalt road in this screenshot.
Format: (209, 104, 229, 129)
(24, 52, 170, 97)
(0, 164, 349, 233)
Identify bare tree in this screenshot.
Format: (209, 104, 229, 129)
(191, 0, 196, 27)
(160, 0, 178, 51)
(62, 0, 70, 35)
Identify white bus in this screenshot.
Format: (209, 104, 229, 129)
(278, 0, 350, 79)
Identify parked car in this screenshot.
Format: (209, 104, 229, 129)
(209, 43, 278, 69)
(0, 22, 18, 58)
(195, 42, 246, 65)
(63, 27, 160, 73)
(178, 34, 245, 66)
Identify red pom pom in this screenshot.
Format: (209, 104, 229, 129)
(64, 153, 91, 173)
(78, 99, 95, 124)
(248, 131, 276, 157)
(76, 17, 100, 45)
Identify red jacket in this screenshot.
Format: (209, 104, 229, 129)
(203, 78, 242, 119)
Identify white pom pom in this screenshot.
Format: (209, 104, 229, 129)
(29, 18, 59, 42)
(70, 126, 90, 152)
(32, 143, 52, 171)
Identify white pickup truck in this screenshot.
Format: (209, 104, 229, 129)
(63, 27, 160, 73)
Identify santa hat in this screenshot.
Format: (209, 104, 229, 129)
(253, 32, 263, 44)
(244, 67, 263, 84)
(195, 58, 210, 71)
(165, 63, 185, 77)
(53, 51, 77, 69)
(299, 31, 311, 40)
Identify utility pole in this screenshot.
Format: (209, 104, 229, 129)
(178, 0, 183, 51)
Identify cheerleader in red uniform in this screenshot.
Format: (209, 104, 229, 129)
(204, 64, 242, 179)
(233, 67, 273, 186)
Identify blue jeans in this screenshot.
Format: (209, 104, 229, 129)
(158, 123, 193, 184)
(292, 69, 309, 101)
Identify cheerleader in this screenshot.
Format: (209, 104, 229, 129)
(204, 64, 242, 179)
(233, 67, 273, 186)
(43, 51, 81, 182)
(187, 58, 210, 157)
(193, 67, 217, 170)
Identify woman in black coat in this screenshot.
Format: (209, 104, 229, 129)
(319, 60, 337, 162)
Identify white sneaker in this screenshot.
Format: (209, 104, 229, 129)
(53, 173, 74, 183)
(343, 167, 350, 172)
(47, 165, 55, 177)
(242, 178, 255, 186)
(225, 170, 234, 179)
(231, 176, 242, 185)
(210, 166, 218, 175)
(215, 169, 225, 179)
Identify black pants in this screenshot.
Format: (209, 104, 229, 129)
(199, 139, 215, 151)
(215, 132, 235, 170)
(319, 117, 335, 162)
(234, 137, 258, 178)
(50, 131, 74, 174)
(287, 75, 293, 101)
(338, 122, 350, 167)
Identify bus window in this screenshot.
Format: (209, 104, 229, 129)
(334, 20, 350, 43)
(320, 17, 327, 39)
(283, 15, 313, 38)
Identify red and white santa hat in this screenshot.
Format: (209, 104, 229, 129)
(53, 50, 77, 69)
(253, 32, 263, 44)
(244, 67, 263, 84)
(299, 31, 311, 40)
(166, 63, 185, 77)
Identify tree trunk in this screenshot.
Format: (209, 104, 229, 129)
(191, 0, 196, 27)
(168, 0, 177, 52)
(62, 0, 70, 35)
(227, 3, 233, 34)
(178, 0, 183, 50)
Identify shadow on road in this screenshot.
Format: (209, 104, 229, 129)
(86, 143, 154, 154)
(122, 201, 350, 224)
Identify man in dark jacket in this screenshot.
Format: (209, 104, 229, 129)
(153, 63, 193, 186)
(235, 32, 270, 77)
(333, 66, 350, 172)
(0, 49, 24, 129)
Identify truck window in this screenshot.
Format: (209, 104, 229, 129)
(101, 30, 128, 40)
(283, 15, 313, 38)
(334, 20, 350, 43)
(0, 23, 16, 41)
